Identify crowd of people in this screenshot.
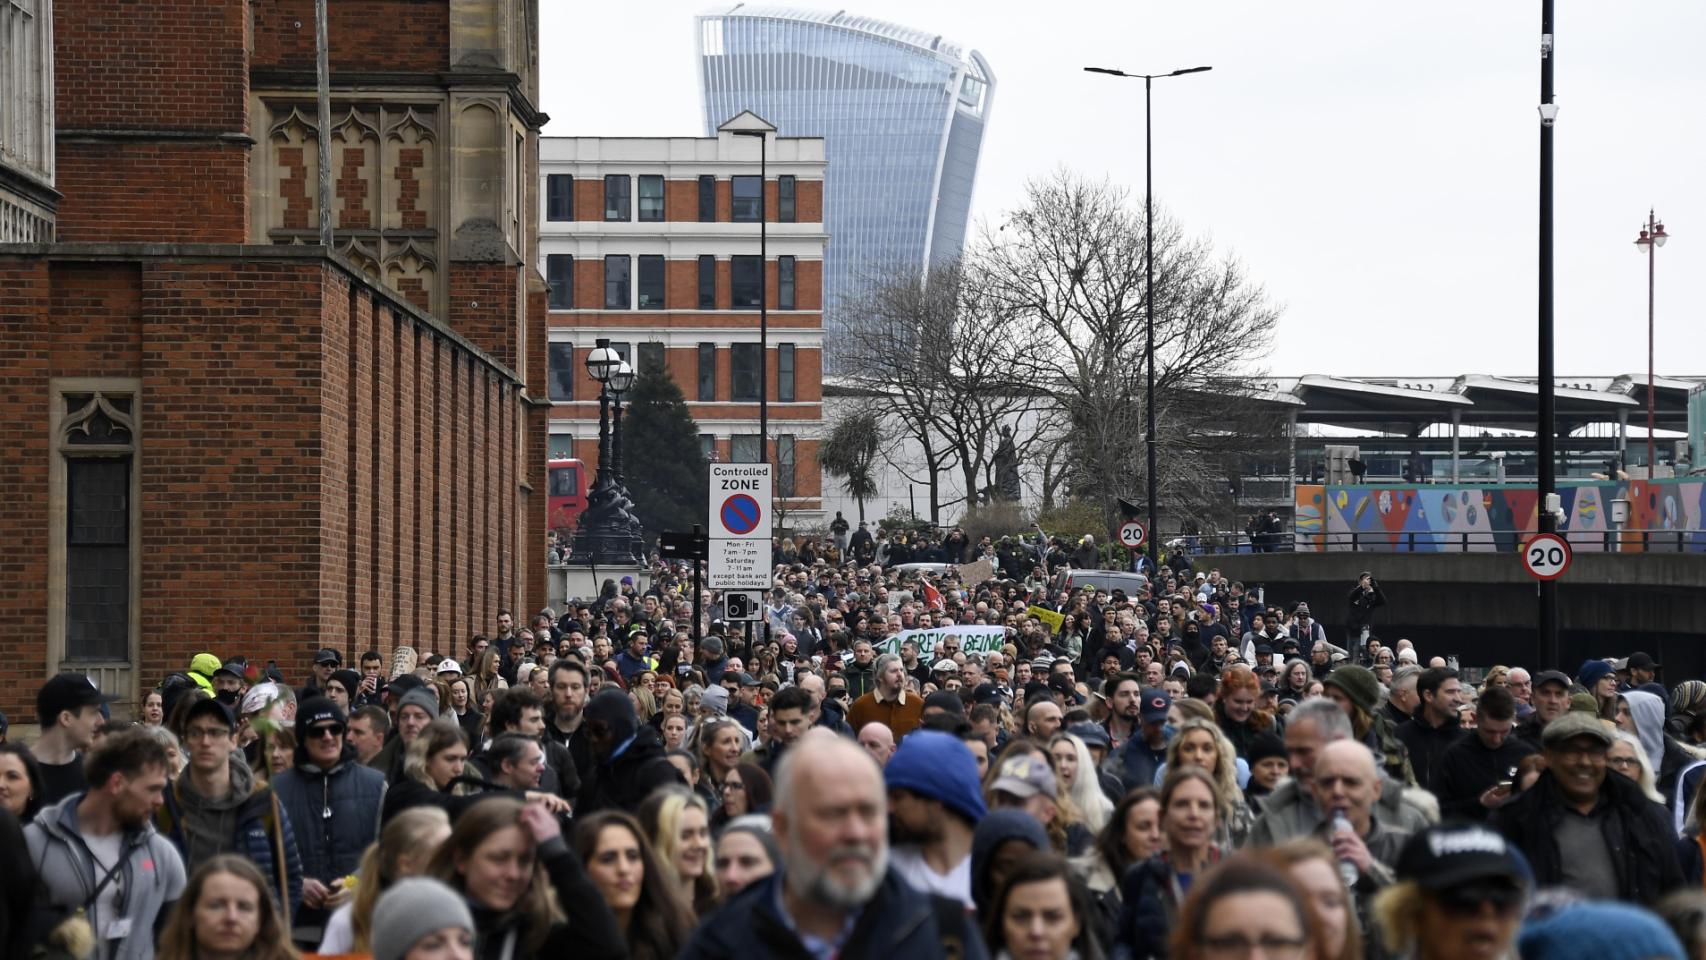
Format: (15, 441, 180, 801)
(2, 522, 1704, 960)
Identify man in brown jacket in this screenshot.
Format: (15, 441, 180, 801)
(848, 653, 923, 741)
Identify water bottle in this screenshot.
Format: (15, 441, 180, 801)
(1332, 810, 1359, 889)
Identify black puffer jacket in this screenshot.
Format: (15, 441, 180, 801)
(574, 725, 684, 815)
(1491, 768, 1684, 905)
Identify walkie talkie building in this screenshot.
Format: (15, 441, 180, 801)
(697, 6, 994, 346)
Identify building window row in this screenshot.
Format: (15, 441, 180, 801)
(546, 341, 799, 406)
(545, 173, 802, 223)
(545, 254, 798, 311)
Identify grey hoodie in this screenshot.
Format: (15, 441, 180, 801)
(25, 792, 187, 960)
(1623, 689, 1668, 777)
(172, 751, 254, 867)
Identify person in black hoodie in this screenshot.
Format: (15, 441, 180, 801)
(575, 688, 684, 816)
(428, 795, 624, 960)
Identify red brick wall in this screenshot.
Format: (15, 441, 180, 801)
(57, 142, 249, 244)
(0, 260, 53, 722)
(0, 253, 538, 717)
(251, 0, 450, 73)
(448, 264, 521, 370)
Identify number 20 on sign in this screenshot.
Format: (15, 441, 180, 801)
(1522, 533, 1571, 581)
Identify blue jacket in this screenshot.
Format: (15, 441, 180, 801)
(680, 866, 989, 960)
(155, 754, 304, 917)
(270, 745, 386, 881)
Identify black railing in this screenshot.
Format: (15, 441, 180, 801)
(1191, 529, 1706, 554)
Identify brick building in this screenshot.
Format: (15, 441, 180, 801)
(539, 112, 827, 525)
(0, 0, 550, 720)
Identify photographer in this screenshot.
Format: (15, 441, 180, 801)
(1346, 571, 1386, 662)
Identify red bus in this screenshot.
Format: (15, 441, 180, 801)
(547, 458, 588, 533)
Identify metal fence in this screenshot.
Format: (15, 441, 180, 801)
(1189, 529, 1706, 555)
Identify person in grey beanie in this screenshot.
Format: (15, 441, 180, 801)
(371, 877, 474, 960)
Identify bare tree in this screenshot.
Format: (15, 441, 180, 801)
(976, 169, 1282, 534)
(834, 262, 963, 523)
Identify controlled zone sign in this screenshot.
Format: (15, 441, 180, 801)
(1522, 533, 1572, 581)
(709, 463, 772, 589)
(1118, 520, 1147, 550)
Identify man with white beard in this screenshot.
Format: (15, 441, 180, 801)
(680, 728, 987, 959)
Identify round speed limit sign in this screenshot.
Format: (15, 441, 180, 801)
(1118, 520, 1147, 550)
(1522, 533, 1572, 581)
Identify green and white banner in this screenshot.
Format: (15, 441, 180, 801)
(875, 624, 1006, 659)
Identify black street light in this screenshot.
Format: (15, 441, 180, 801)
(731, 127, 770, 465)
(571, 338, 643, 567)
(1633, 211, 1669, 475)
(1084, 63, 1212, 573)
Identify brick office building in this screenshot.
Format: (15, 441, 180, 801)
(0, 0, 550, 719)
(539, 112, 827, 525)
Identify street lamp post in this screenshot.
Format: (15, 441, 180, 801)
(571, 338, 643, 567)
(1633, 211, 1668, 476)
(1084, 64, 1211, 574)
(732, 128, 769, 465)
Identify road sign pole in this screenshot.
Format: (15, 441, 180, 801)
(692, 523, 703, 645)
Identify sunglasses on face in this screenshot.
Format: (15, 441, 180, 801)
(307, 725, 344, 740)
(1435, 880, 1524, 916)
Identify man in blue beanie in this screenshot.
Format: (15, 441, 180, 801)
(884, 729, 986, 909)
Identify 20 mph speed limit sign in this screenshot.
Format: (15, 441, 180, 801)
(1118, 520, 1148, 550)
(1522, 533, 1572, 581)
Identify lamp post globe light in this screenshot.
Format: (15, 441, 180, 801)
(1633, 211, 1668, 476)
(571, 338, 644, 567)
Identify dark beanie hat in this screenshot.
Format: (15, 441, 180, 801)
(923, 690, 965, 716)
(295, 696, 346, 741)
(1322, 664, 1380, 714)
(331, 668, 363, 698)
(1577, 659, 1614, 691)
(584, 688, 638, 744)
(1248, 730, 1287, 765)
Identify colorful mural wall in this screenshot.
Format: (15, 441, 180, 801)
(1293, 478, 1706, 553)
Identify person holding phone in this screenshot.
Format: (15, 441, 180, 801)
(1432, 686, 1536, 821)
(1346, 572, 1387, 660)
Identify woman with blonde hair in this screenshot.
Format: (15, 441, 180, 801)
(1480, 664, 1511, 695)
(1609, 729, 1666, 803)
(319, 806, 452, 954)
(1157, 718, 1253, 848)
(427, 796, 624, 960)
(1115, 767, 1225, 958)
(157, 855, 299, 960)
(1048, 732, 1114, 832)
(382, 719, 473, 822)
(637, 786, 718, 917)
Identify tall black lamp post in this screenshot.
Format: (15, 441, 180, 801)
(731, 127, 769, 464)
(1633, 211, 1668, 476)
(572, 338, 643, 566)
(1084, 63, 1211, 573)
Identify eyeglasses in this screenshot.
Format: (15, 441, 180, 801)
(307, 725, 344, 740)
(185, 727, 231, 742)
(1607, 755, 1638, 769)
(722, 780, 744, 792)
(1200, 934, 1309, 959)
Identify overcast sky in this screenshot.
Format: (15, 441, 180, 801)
(539, 1, 1705, 379)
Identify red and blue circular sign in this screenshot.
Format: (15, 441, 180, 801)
(720, 494, 762, 535)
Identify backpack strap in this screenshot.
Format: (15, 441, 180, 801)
(928, 894, 970, 960)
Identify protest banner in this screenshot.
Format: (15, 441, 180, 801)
(958, 556, 995, 587)
(1026, 605, 1066, 635)
(875, 624, 1007, 659)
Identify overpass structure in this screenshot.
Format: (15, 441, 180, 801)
(1200, 549, 1706, 677)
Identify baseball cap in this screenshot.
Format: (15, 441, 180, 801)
(991, 754, 1058, 800)
(37, 673, 120, 724)
(1139, 688, 1172, 724)
(183, 696, 236, 732)
(314, 647, 342, 665)
(1627, 651, 1662, 671)
(971, 683, 1007, 706)
(1067, 722, 1111, 750)
(1255, 644, 1273, 656)
(1531, 669, 1571, 689)
(436, 659, 464, 676)
(737, 672, 761, 687)
(1541, 711, 1614, 749)
(1396, 823, 1528, 891)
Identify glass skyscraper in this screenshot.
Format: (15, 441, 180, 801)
(697, 7, 994, 345)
